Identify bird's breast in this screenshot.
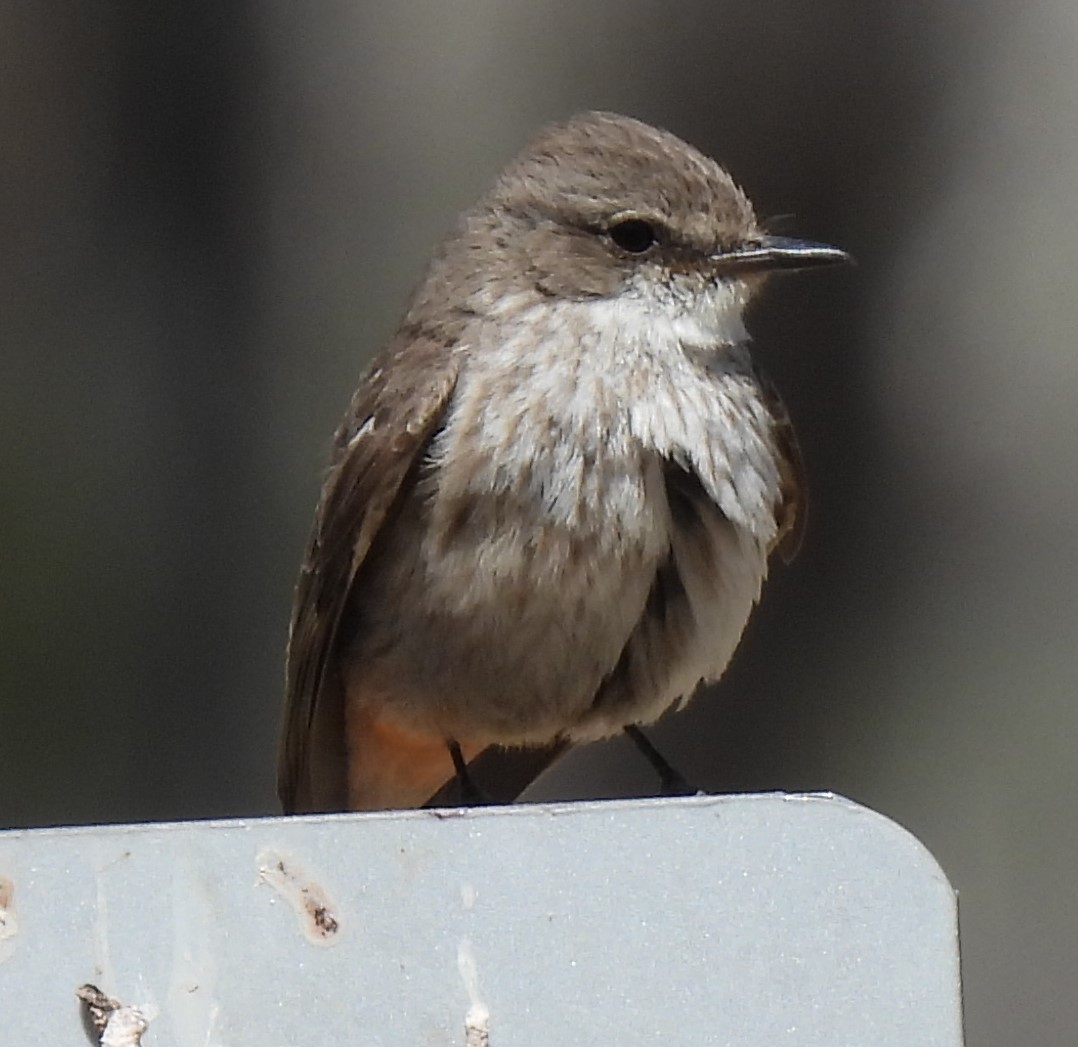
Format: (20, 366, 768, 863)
(355, 297, 785, 740)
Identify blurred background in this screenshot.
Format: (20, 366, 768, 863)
(2, 2, 1076, 1042)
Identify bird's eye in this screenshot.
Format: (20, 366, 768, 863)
(607, 218, 659, 254)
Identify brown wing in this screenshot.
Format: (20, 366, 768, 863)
(755, 367, 807, 562)
(277, 332, 459, 813)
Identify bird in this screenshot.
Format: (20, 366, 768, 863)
(277, 111, 847, 814)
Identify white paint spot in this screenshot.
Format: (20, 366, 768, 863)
(458, 938, 490, 1047)
(0, 877, 17, 963)
(256, 849, 342, 946)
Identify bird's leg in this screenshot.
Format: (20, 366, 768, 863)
(446, 739, 494, 806)
(623, 725, 697, 796)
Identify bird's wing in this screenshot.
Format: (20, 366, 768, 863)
(277, 333, 460, 813)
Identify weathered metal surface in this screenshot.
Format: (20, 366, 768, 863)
(0, 793, 963, 1045)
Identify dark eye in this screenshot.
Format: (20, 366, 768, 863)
(608, 218, 659, 254)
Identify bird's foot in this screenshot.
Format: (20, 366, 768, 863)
(623, 725, 698, 796)
(446, 740, 496, 806)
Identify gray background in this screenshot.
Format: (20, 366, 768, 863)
(1, 3, 1074, 1044)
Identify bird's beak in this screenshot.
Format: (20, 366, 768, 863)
(713, 235, 851, 274)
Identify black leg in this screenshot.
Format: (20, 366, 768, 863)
(425, 739, 572, 808)
(446, 740, 494, 806)
(624, 725, 697, 796)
